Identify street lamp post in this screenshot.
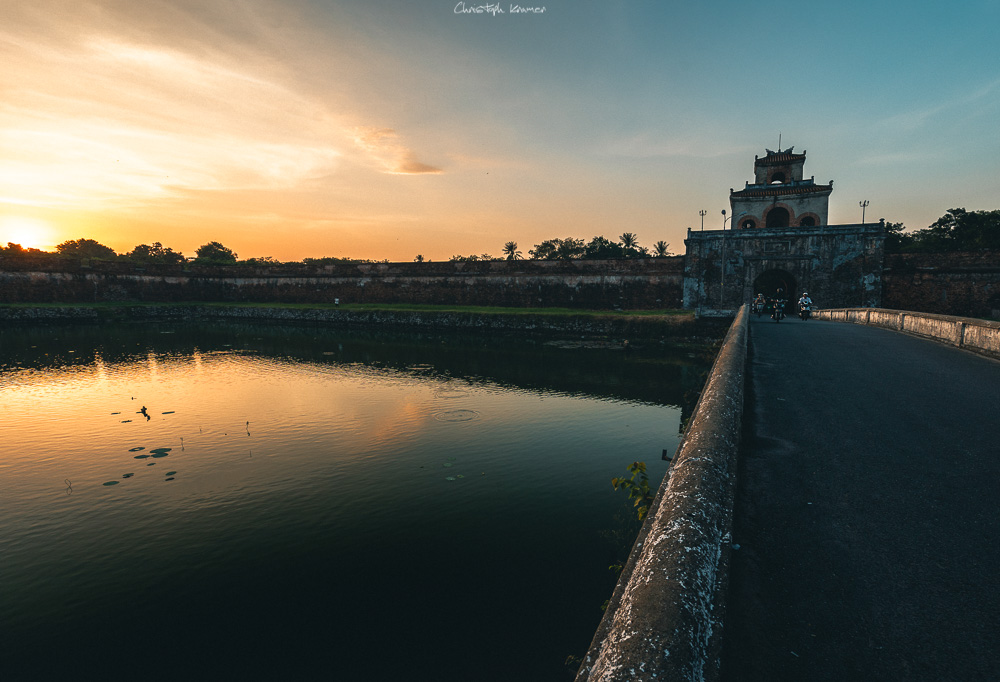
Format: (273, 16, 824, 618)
(720, 210, 731, 304)
(860, 200, 869, 224)
(699, 210, 707, 231)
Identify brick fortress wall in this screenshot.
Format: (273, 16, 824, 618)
(882, 252, 1000, 319)
(0, 257, 686, 310)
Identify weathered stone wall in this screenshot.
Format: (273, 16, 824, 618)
(0, 257, 685, 310)
(683, 224, 885, 315)
(882, 251, 1000, 319)
(0, 304, 733, 344)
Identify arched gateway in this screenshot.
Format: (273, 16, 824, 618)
(752, 269, 797, 300)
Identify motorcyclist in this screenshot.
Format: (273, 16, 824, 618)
(770, 288, 786, 321)
(753, 293, 766, 315)
(798, 292, 813, 320)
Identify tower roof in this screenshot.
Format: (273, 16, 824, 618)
(730, 181, 832, 199)
(755, 147, 806, 166)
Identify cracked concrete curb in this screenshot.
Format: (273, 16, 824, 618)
(576, 305, 748, 682)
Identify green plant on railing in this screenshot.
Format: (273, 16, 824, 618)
(612, 461, 655, 521)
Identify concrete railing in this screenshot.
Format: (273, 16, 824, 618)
(576, 305, 748, 681)
(814, 308, 1000, 360)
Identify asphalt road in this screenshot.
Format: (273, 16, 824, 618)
(721, 314, 1000, 681)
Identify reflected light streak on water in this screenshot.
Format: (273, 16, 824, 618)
(0, 323, 711, 681)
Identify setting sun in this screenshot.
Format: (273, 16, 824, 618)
(0, 217, 57, 251)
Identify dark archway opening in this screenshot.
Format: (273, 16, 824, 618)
(766, 207, 790, 228)
(769, 172, 786, 184)
(799, 216, 816, 227)
(752, 269, 797, 305)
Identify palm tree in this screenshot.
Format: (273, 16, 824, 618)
(502, 241, 522, 260)
(653, 241, 670, 257)
(619, 232, 638, 250)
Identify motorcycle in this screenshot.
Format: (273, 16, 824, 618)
(771, 300, 785, 323)
(754, 300, 766, 317)
(799, 303, 812, 321)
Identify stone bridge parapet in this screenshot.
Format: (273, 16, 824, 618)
(815, 308, 1000, 359)
(576, 306, 747, 681)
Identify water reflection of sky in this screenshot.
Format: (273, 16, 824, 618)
(0, 323, 713, 680)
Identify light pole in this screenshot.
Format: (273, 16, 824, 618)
(699, 210, 707, 231)
(722, 209, 731, 230)
(860, 200, 869, 224)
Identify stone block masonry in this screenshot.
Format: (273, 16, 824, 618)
(882, 251, 1000, 319)
(0, 257, 685, 310)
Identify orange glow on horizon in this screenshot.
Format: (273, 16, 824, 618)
(0, 216, 58, 250)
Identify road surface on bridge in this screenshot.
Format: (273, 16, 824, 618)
(722, 315, 1000, 681)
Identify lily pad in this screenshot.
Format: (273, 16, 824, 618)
(456, 474, 465, 479)
(164, 477, 175, 481)
(122, 473, 134, 479)
(102, 481, 119, 486)
(133, 454, 149, 459)
(146, 463, 155, 466)
(161, 411, 175, 414)
(165, 471, 177, 476)
(121, 420, 132, 423)
(445, 476, 456, 481)
(443, 462, 453, 467)
(129, 446, 145, 452)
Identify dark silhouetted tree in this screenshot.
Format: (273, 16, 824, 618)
(56, 238, 117, 259)
(653, 240, 671, 257)
(126, 242, 185, 264)
(502, 241, 522, 260)
(914, 208, 1000, 252)
(529, 238, 584, 260)
(885, 209, 1000, 253)
(583, 236, 624, 259)
(195, 241, 237, 263)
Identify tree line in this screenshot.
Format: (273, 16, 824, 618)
(884, 208, 1000, 253)
(448, 233, 672, 262)
(0, 239, 389, 266)
(2, 209, 995, 265)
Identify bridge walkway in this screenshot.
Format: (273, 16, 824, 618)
(721, 315, 1000, 681)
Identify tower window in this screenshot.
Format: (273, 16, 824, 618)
(799, 216, 816, 227)
(765, 207, 790, 228)
(770, 172, 786, 184)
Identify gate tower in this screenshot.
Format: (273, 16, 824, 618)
(682, 145, 885, 315)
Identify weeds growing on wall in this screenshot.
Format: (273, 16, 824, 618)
(612, 461, 655, 521)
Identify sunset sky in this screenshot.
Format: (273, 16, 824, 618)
(2, 0, 998, 262)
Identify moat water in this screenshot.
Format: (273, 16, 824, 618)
(0, 321, 713, 680)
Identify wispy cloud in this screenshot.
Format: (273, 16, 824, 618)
(601, 131, 753, 160)
(352, 127, 443, 175)
(879, 77, 1000, 132)
(0, 1, 444, 213)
